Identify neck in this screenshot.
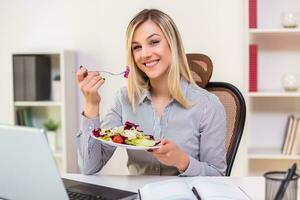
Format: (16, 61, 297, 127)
(150, 77, 171, 99)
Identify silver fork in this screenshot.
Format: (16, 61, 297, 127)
(73, 66, 129, 76)
(87, 70, 126, 76)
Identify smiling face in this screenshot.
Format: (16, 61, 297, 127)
(131, 20, 172, 82)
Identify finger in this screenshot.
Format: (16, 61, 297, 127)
(76, 67, 88, 82)
(153, 145, 169, 154)
(160, 139, 168, 145)
(153, 139, 169, 153)
(85, 76, 103, 89)
(90, 78, 105, 92)
(80, 72, 101, 88)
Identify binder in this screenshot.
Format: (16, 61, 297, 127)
(24, 55, 51, 101)
(249, 0, 257, 28)
(249, 44, 258, 92)
(13, 56, 25, 101)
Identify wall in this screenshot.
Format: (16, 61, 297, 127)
(0, 0, 247, 176)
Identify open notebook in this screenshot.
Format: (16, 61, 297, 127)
(138, 178, 251, 200)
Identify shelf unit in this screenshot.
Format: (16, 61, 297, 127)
(11, 50, 79, 173)
(247, 0, 300, 175)
(248, 92, 300, 97)
(249, 28, 300, 33)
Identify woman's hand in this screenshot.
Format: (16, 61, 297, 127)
(76, 66, 105, 118)
(149, 139, 190, 172)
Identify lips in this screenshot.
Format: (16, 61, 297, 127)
(143, 59, 159, 67)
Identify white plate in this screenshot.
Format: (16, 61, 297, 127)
(90, 133, 161, 150)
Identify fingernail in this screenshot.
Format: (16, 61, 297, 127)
(80, 65, 83, 68)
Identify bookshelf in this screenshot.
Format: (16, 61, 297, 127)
(247, 0, 300, 175)
(11, 50, 79, 173)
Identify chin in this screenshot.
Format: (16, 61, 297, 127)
(146, 73, 165, 81)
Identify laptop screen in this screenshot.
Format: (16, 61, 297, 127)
(0, 125, 69, 200)
(0, 125, 137, 200)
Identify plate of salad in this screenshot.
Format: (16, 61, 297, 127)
(90, 121, 161, 150)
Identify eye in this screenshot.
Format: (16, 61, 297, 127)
(132, 45, 141, 51)
(149, 40, 160, 46)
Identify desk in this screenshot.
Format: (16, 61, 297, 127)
(63, 174, 267, 199)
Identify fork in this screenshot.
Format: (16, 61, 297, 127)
(74, 66, 130, 78)
(87, 70, 126, 76)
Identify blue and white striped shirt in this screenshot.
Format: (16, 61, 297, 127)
(76, 79, 227, 176)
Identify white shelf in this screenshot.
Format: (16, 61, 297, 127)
(247, 0, 300, 176)
(249, 28, 300, 34)
(248, 148, 300, 160)
(248, 92, 300, 97)
(14, 101, 62, 107)
(12, 50, 78, 173)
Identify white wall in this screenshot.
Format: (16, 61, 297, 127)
(0, 0, 247, 176)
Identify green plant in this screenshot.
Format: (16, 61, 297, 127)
(43, 119, 59, 131)
(54, 74, 61, 81)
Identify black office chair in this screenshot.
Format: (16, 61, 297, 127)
(186, 53, 246, 176)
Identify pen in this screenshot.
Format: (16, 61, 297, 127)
(192, 187, 202, 200)
(138, 189, 142, 200)
(274, 163, 297, 200)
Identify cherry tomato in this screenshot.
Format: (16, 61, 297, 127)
(112, 135, 124, 144)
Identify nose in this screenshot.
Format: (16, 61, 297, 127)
(141, 46, 151, 59)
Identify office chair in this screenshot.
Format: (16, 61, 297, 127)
(186, 53, 246, 176)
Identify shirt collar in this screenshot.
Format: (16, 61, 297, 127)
(138, 89, 151, 104)
(137, 78, 189, 105)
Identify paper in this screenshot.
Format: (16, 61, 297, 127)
(139, 179, 250, 200)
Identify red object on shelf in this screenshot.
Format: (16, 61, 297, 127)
(249, 44, 258, 92)
(249, 0, 257, 28)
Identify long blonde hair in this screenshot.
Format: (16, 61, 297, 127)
(126, 9, 195, 111)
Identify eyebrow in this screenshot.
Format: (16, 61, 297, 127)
(132, 33, 161, 44)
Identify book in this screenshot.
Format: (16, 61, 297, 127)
(138, 179, 250, 200)
(249, 44, 257, 92)
(282, 115, 297, 154)
(13, 56, 25, 101)
(249, 0, 257, 28)
(287, 116, 299, 154)
(23, 108, 33, 127)
(291, 117, 300, 155)
(24, 55, 51, 101)
(282, 115, 293, 153)
(16, 109, 25, 126)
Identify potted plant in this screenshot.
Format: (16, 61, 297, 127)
(43, 118, 59, 152)
(51, 74, 61, 101)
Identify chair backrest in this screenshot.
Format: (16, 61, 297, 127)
(186, 53, 246, 176)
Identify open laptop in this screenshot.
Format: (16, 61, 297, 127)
(0, 124, 137, 200)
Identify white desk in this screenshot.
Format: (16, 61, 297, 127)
(63, 174, 266, 199)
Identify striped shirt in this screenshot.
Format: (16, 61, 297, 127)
(76, 79, 227, 176)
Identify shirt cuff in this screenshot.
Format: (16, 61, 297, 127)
(77, 111, 101, 136)
(179, 156, 203, 177)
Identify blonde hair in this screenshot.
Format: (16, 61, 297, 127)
(126, 9, 195, 111)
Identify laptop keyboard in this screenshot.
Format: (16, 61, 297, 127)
(67, 189, 111, 200)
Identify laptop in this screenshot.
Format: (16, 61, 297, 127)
(0, 124, 137, 200)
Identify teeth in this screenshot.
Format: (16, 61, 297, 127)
(145, 60, 159, 67)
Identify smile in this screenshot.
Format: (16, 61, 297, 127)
(144, 59, 159, 67)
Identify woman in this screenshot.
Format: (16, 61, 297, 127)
(76, 9, 226, 176)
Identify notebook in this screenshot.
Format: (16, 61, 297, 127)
(138, 178, 251, 200)
(0, 124, 137, 200)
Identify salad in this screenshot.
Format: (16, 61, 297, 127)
(92, 121, 158, 147)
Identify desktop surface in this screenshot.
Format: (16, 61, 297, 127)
(63, 174, 268, 200)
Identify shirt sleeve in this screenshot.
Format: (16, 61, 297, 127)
(179, 95, 227, 176)
(76, 90, 124, 175)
